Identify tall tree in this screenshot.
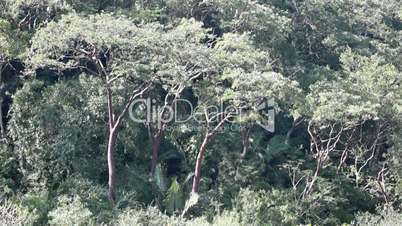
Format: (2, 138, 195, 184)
(0, 18, 23, 139)
(303, 50, 402, 198)
(190, 33, 300, 193)
(144, 19, 217, 178)
(26, 14, 158, 203)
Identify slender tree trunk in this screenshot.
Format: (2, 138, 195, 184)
(285, 126, 295, 146)
(240, 127, 250, 158)
(149, 101, 170, 178)
(191, 113, 232, 193)
(149, 89, 183, 177)
(150, 131, 163, 177)
(98, 59, 152, 204)
(192, 133, 211, 193)
(107, 129, 117, 204)
(0, 97, 4, 138)
(285, 117, 303, 145)
(303, 156, 322, 198)
(106, 85, 117, 204)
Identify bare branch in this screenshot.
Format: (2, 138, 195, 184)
(112, 82, 152, 131)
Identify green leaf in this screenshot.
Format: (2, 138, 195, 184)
(163, 177, 184, 214)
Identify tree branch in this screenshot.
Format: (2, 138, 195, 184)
(112, 82, 152, 131)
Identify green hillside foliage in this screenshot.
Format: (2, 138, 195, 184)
(0, 0, 401, 225)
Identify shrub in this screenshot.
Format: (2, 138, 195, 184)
(115, 205, 245, 226)
(19, 191, 52, 225)
(233, 188, 298, 226)
(353, 208, 402, 226)
(115, 206, 184, 226)
(56, 176, 113, 223)
(212, 211, 241, 226)
(48, 195, 94, 226)
(0, 199, 36, 226)
(0, 142, 19, 196)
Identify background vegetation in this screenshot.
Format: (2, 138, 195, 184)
(0, 0, 401, 225)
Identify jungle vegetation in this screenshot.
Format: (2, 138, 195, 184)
(0, 0, 402, 225)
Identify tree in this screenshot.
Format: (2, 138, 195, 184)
(0, 18, 24, 139)
(0, 21, 12, 138)
(143, 19, 217, 178)
(206, 0, 291, 43)
(1, 0, 402, 223)
(8, 77, 108, 189)
(0, 0, 70, 31)
(303, 50, 402, 198)
(190, 33, 300, 193)
(26, 13, 157, 203)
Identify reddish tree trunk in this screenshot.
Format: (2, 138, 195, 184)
(192, 133, 211, 193)
(191, 113, 232, 193)
(149, 92, 183, 177)
(0, 98, 4, 138)
(107, 130, 117, 204)
(240, 127, 250, 158)
(150, 131, 163, 177)
(100, 62, 151, 205)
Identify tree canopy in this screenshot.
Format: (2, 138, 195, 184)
(0, 0, 401, 225)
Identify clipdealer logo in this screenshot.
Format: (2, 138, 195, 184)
(129, 98, 275, 132)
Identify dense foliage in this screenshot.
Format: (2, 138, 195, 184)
(0, 0, 401, 225)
